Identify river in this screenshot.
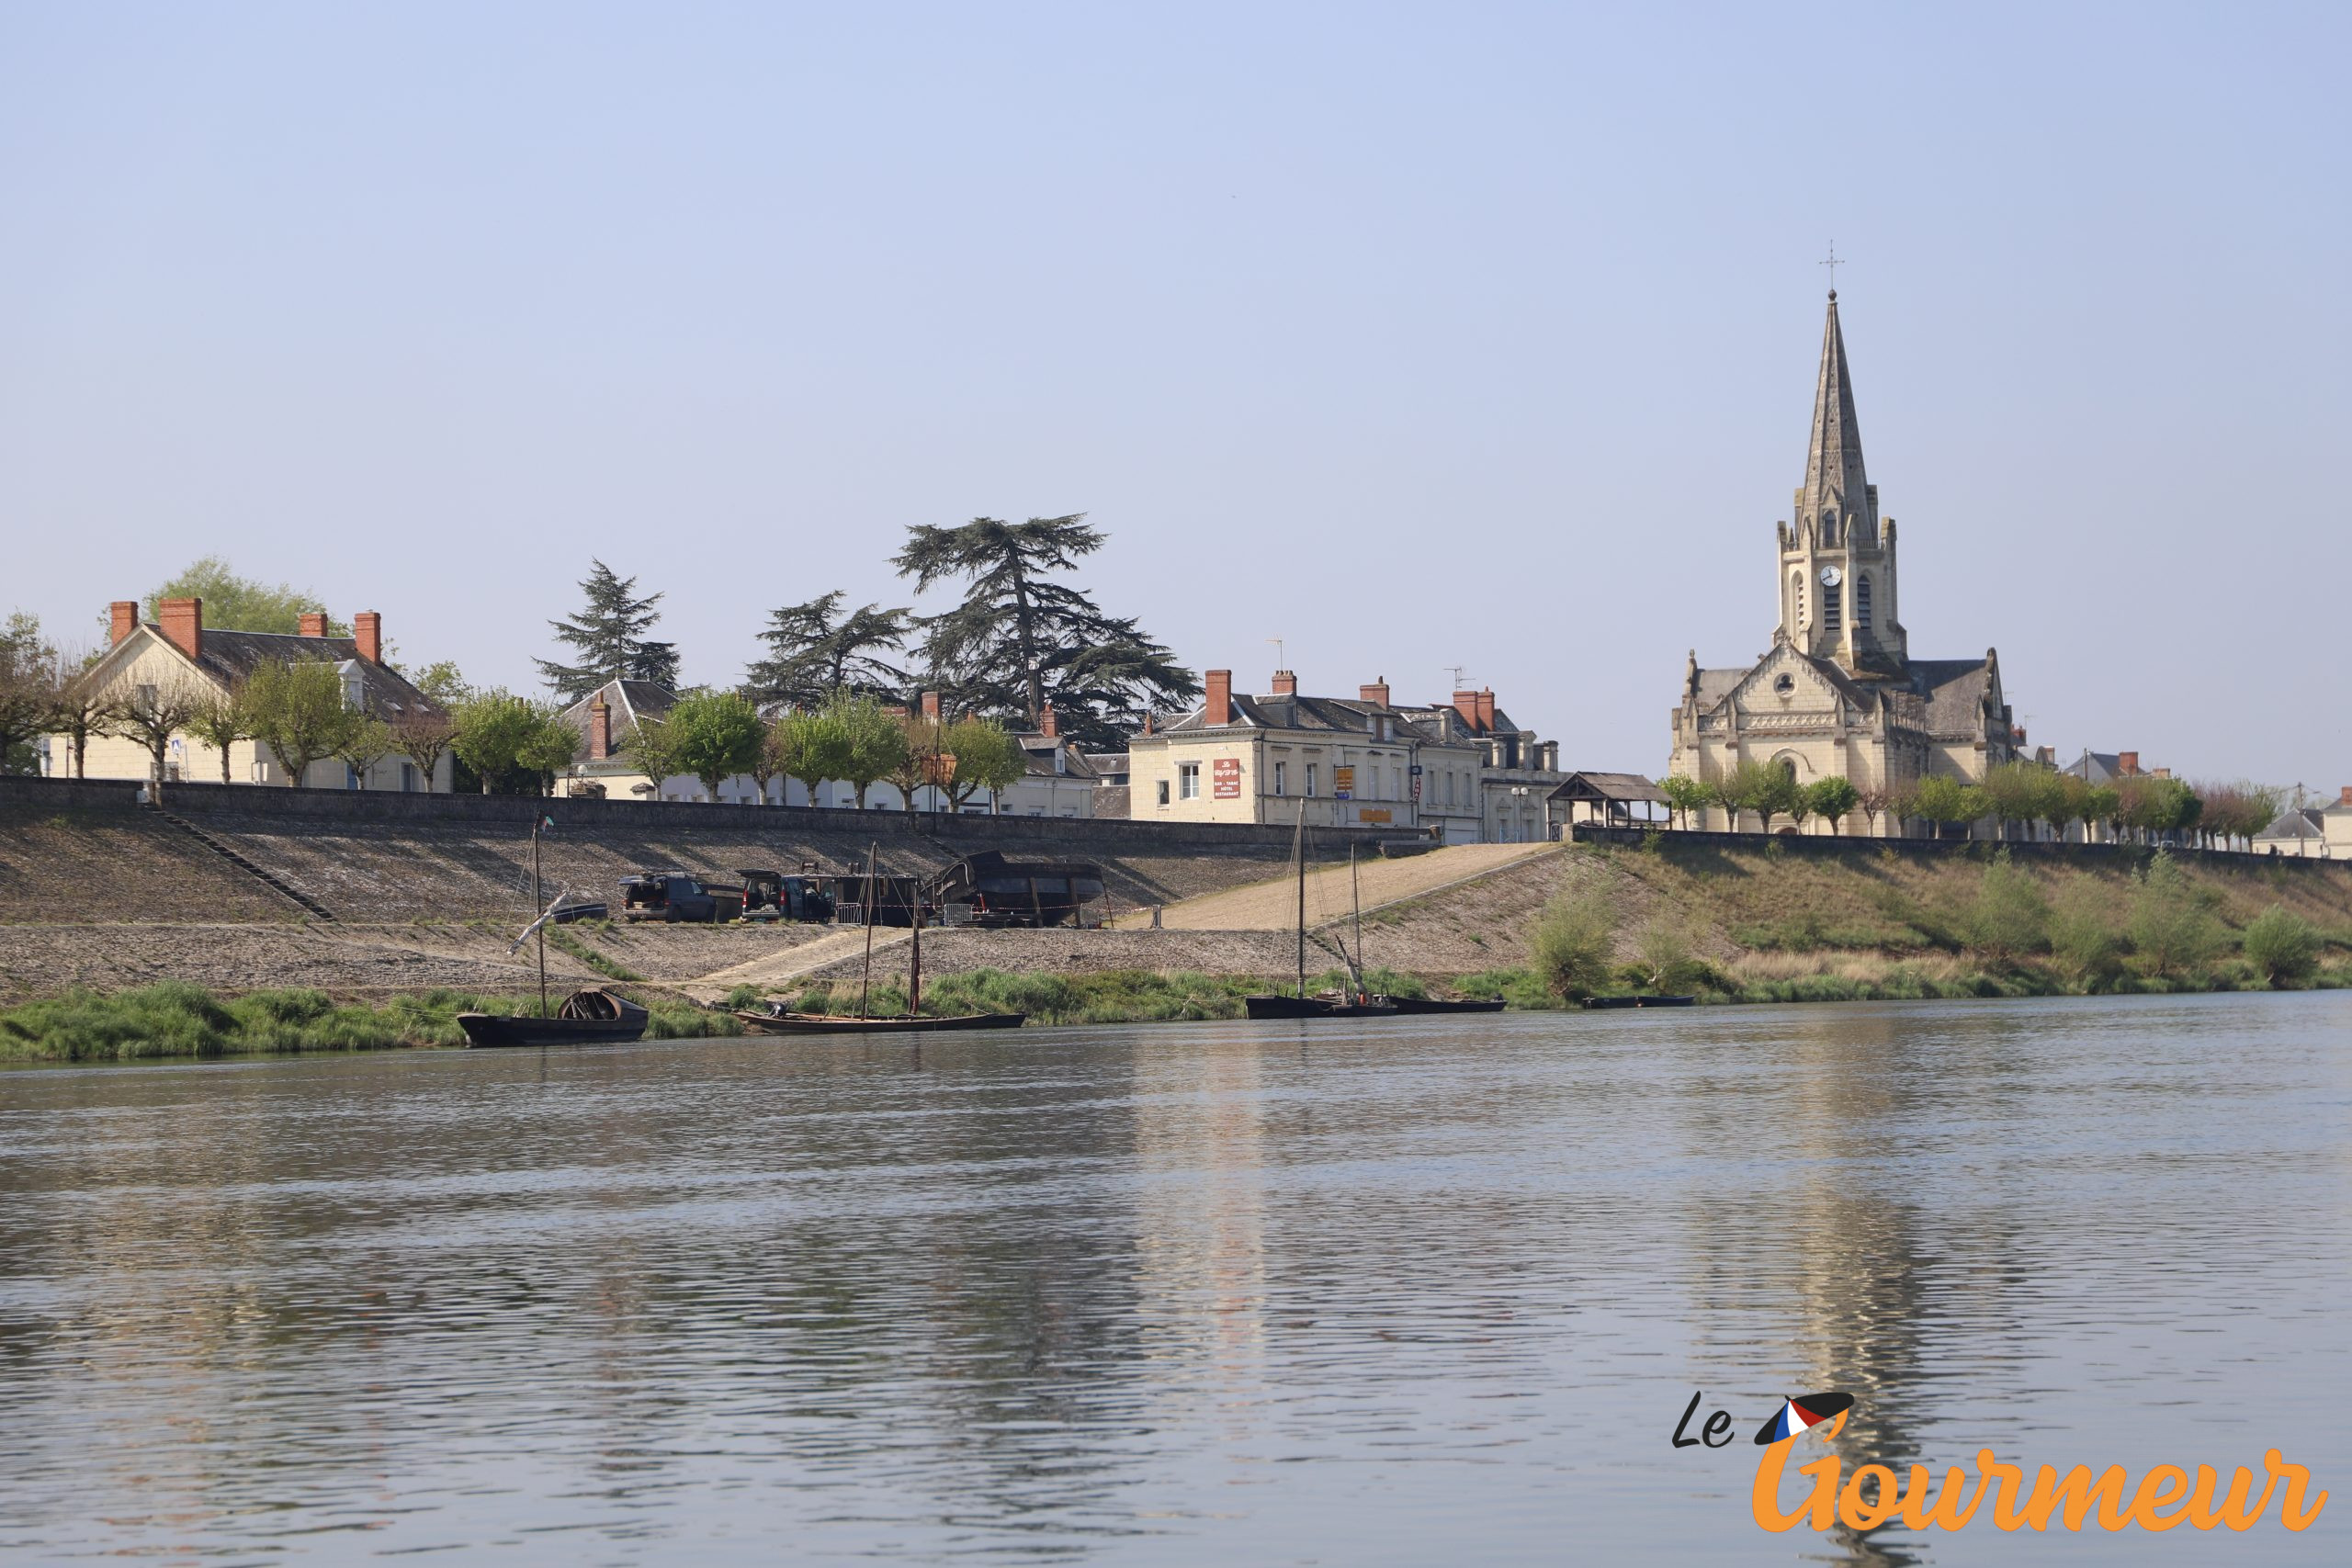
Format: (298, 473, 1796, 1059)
(2, 993, 2346, 1564)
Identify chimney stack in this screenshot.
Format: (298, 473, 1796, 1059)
(1204, 670, 1233, 726)
(298, 611, 328, 638)
(921, 691, 942, 723)
(1040, 705, 1059, 739)
(1270, 669, 1297, 697)
(1359, 676, 1390, 708)
(2338, 785, 2352, 808)
(110, 601, 141, 646)
(588, 696, 612, 761)
(1453, 689, 1480, 732)
(2118, 750, 2140, 776)
(1477, 689, 1497, 733)
(158, 597, 203, 662)
(2152, 767, 2172, 780)
(354, 611, 382, 664)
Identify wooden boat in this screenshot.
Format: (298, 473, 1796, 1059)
(1582, 994, 1697, 1010)
(734, 1007, 1024, 1035)
(1244, 992, 1399, 1021)
(1384, 995, 1507, 1014)
(460, 988, 650, 1046)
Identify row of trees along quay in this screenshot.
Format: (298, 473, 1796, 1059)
(1655, 760, 2285, 851)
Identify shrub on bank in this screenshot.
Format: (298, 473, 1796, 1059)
(2240, 906, 2320, 988)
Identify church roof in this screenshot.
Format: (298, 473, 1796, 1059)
(1802, 293, 1871, 541)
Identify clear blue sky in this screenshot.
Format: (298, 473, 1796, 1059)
(4, 2, 2346, 788)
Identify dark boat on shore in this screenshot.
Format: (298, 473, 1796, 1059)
(734, 1006, 1024, 1035)
(1384, 995, 1507, 1014)
(459, 988, 650, 1046)
(1244, 992, 1401, 1021)
(1582, 995, 1697, 1010)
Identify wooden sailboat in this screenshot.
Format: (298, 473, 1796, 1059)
(736, 842, 1027, 1035)
(1245, 808, 1398, 1020)
(459, 813, 651, 1046)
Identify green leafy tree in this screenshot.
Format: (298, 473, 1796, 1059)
(662, 691, 767, 802)
(2049, 880, 2124, 985)
(182, 682, 252, 784)
(1911, 775, 1985, 839)
(893, 513, 1198, 748)
(1529, 885, 1616, 998)
(1963, 849, 2051, 960)
(1979, 761, 2060, 840)
(407, 660, 474, 707)
(2116, 775, 2199, 845)
(942, 716, 1025, 812)
(516, 707, 581, 795)
(388, 710, 455, 786)
(1657, 774, 1712, 831)
(1634, 915, 1700, 991)
(452, 692, 553, 795)
(772, 706, 851, 807)
(884, 711, 947, 812)
(2126, 852, 2222, 978)
(0, 612, 59, 774)
(334, 716, 396, 789)
(2240, 905, 2319, 987)
(1803, 775, 1860, 834)
(144, 557, 341, 635)
(1714, 760, 1800, 833)
(536, 560, 681, 702)
(744, 592, 910, 709)
(243, 660, 359, 787)
(824, 690, 910, 810)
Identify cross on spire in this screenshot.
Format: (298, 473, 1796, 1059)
(1820, 243, 1844, 298)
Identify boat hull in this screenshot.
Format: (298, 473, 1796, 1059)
(1243, 995, 1401, 1020)
(734, 1010, 1026, 1035)
(1581, 995, 1697, 1010)
(458, 987, 650, 1046)
(1383, 996, 1507, 1014)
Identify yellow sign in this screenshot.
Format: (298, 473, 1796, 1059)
(1358, 808, 1392, 823)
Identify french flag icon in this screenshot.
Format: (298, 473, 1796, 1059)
(1753, 1391, 1855, 1445)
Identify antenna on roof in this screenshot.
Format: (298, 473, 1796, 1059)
(1445, 664, 1470, 688)
(1268, 636, 1285, 668)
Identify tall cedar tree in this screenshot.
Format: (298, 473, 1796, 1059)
(743, 592, 911, 709)
(537, 560, 681, 702)
(893, 514, 1198, 750)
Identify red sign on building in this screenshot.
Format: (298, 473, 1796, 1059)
(1212, 757, 1242, 799)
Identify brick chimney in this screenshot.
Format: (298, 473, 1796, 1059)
(1040, 705, 1058, 739)
(1270, 669, 1297, 696)
(354, 611, 382, 663)
(2339, 785, 2352, 808)
(1359, 677, 1390, 708)
(1476, 689, 1497, 733)
(1453, 689, 1480, 732)
(1141, 710, 1156, 735)
(298, 611, 328, 638)
(1204, 670, 1233, 726)
(110, 601, 140, 646)
(588, 696, 612, 761)
(921, 691, 941, 723)
(2117, 750, 2140, 776)
(158, 597, 203, 662)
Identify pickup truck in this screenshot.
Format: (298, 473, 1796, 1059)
(618, 871, 747, 923)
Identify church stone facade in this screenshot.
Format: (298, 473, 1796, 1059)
(1669, 294, 2018, 830)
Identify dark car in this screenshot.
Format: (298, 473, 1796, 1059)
(739, 868, 836, 924)
(618, 871, 747, 923)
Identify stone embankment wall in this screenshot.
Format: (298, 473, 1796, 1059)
(0, 777, 1385, 925)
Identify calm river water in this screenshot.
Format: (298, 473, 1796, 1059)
(1, 993, 2346, 1565)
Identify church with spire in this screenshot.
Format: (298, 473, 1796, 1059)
(1668, 292, 2019, 827)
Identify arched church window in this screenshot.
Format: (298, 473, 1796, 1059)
(1856, 575, 1872, 629)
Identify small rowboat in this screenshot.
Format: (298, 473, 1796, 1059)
(459, 988, 650, 1046)
(1581, 995, 1696, 1010)
(734, 1008, 1024, 1035)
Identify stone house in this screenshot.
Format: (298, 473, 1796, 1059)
(51, 597, 451, 790)
(2252, 789, 2352, 859)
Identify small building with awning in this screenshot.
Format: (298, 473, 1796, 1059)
(1547, 771, 1671, 830)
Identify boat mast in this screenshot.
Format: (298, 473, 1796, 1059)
(532, 814, 548, 1019)
(1294, 800, 1306, 998)
(909, 879, 923, 1020)
(1351, 840, 1364, 999)
(857, 840, 878, 1020)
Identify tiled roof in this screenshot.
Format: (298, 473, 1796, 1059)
(2255, 807, 2327, 841)
(558, 678, 680, 740)
(1166, 692, 1450, 745)
(115, 626, 445, 722)
(1551, 771, 1668, 804)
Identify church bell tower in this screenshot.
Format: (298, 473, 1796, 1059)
(1775, 293, 1907, 674)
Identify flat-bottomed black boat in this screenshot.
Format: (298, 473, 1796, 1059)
(460, 988, 650, 1046)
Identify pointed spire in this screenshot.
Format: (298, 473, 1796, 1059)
(1801, 293, 1870, 545)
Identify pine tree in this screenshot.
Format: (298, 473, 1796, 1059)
(893, 514, 1197, 750)
(536, 560, 681, 702)
(742, 592, 910, 710)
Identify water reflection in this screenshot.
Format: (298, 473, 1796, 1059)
(1, 993, 2346, 1564)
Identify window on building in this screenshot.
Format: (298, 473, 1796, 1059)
(1157, 779, 1170, 807)
(1792, 575, 1806, 626)
(1178, 762, 1201, 800)
(1856, 575, 1872, 629)
(1306, 764, 1317, 796)
(1272, 761, 1286, 796)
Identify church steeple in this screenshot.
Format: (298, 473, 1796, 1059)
(1775, 292, 1905, 672)
(1799, 292, 1874, 548)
